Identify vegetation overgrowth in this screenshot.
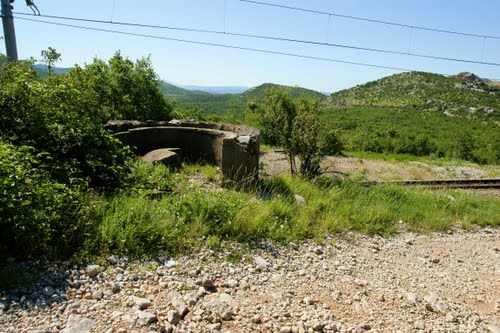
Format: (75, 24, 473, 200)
(170, 72, 499, 165)
(0, 51, 498, 267)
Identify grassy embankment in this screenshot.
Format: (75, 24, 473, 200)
(84, 159, 499, 259)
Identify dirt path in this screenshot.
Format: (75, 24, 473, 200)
(260, 151, 500, 181)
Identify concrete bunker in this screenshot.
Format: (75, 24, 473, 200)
(105, 120, 260, 181)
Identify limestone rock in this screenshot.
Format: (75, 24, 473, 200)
(61, 315, 95, 333)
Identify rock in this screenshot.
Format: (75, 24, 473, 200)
(424, 293, 438, 304)
(91, 290, 103, 300)
(224, 278, 239, 289)
(106, 255, 120, 264)
(167, 310, 181, 325)
(252, 315, 262, 324)
(254, 256, 271, 270)
(206, 323, 221, 332)
(237, 136, 251, 144)
(414, 320, 425, 330)
(312, 321, 326, 332)
(168, 119, 181, 125)
(294, 194, 306, 205)
(205, 293, 234, 321)
(131, 296, 152, 310)
(433, 300, 449, 313)
(86, 265, 101, 277)
(360, 323, 372, 330)
(313, 247, 323, 255)
(135, 310, 157, 326)
(141, 149, 181, 168)
(406, 292, 418, 305)
(487, 325, 500, 333)
(171, 291, 189, 317)
(42, 286, 55, 297)
(280, 326, 292, 333)
(161, 322, 173, 333)
(454, 72, 482, 82)
(446, 313, 457, 323)
(164, 258, 176, 268)
(61, 315, 96, 333)
(184, 292, 199, 306)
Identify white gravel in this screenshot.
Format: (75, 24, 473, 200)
(0, 229, 499, 333)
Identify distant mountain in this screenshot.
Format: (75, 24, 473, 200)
(165, 82, 327, 115)
(177, 85, 249, 94)
(33, 64, 71, 77)
(160, 82, 211, 97)
(328, 71, 499, 121)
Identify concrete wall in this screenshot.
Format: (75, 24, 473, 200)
(106, 120, 260, 181)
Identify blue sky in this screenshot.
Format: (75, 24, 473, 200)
(4, 0, 500, 92)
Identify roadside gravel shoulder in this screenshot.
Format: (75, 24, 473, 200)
(1, 229, 499, 333)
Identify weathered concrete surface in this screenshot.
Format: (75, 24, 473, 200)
(105, 120, 260, 180)
(141, 149, 181, 168)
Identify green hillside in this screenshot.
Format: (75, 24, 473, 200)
(167, 83, 327, 115)
(329, 71, 500, 122)
(322, 72, 499, 164)
(160, 82, 211, 97)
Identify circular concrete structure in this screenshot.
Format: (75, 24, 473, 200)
(105, 120, 260, 181)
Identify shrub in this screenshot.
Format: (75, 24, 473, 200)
(68, 51, 174, 122)
(257, 87, 340, 178)
(0, 60, 133, 190)
(0, 142, 86, 258)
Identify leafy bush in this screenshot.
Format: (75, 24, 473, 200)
(0, 142, 87, 258)
(256, 87, 339, 178)
(69, 51, 174, 122)
(0, 59, 133, 190)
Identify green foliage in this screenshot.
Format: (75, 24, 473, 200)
(0, 142, 88, 258)
(323, 106, 499, 164)
(40, 47, 61, 76)
(77, 162, 499, 259)
(256, 88, 333, 178)
(319, 129, 344, 156)
(163, 82, 326, 118)
(69, 51, 174, 122)
(0, 51, 175, 259)
(0, 60, 133, 190)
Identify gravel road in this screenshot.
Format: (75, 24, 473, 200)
(1, 229, 499, 333)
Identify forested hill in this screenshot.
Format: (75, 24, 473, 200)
(328, 71, 500, 121)
(163, 82, 327, 115)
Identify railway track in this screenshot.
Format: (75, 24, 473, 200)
(392, 178, 500, 189)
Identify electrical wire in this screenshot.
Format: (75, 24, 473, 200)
(13, 12, 500, 67)
(16, 16, 416, 73)
(15, 17, 500, 80)
(240, 0, 500, 40)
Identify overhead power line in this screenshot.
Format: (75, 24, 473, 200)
(13, 12, 500, 68)
(15, 16, 417, 73)
(240, 0, 500, 40)
(16, 17, 500, 80)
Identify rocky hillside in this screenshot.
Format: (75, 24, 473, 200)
(328, 72, 500, 121)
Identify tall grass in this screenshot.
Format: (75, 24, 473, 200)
(80, 162, 499, 258)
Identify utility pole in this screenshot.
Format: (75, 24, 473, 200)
(1, 0, 18, 62)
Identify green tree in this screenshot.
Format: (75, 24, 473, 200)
(257, 88, 339, 178)
(69, 51, 174, 122)
(40, 47, 61, 76)
(259, 88, 298, 174)
(293, 99, 323, 178)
